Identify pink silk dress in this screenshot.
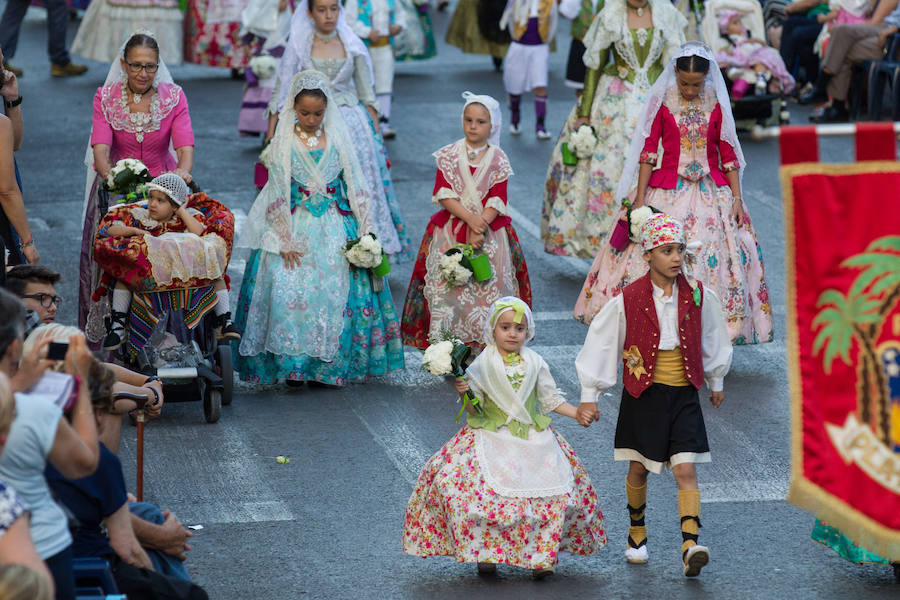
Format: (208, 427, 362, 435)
(79, 81, 195, 338)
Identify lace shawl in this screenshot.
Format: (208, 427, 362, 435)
(582, 0, 687, 71)
(432, 140, 513, 214)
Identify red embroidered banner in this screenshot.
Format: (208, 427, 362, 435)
(782, 158, 900, 561)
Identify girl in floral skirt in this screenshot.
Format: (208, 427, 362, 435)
(401, 92, 531, 350)
(403, 297, 607, 578)
(573, 42, 773, 345)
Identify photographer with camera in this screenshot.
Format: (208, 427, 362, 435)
(0, 288, 99, 599)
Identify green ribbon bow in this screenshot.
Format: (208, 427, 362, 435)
(493, 299, 527, 324)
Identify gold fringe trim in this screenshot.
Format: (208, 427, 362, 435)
(781, 160, 900, 562)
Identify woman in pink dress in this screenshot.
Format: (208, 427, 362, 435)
(78, 31, 195, 341)
(573, 42, 773, 346)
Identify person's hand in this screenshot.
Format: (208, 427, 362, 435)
(143, 380, 164, 418)
(468, 230, 485, 249)
(10, 338, 52, 393)
(157, 510, 193, 560)
(64, 334, 93, 380)
(0, 69, 18, 103)
(877, 26, 897, 47)
(22, 242, 38, 265)
(366, 105, 380, 132)
(453, 377, 470, 395)
(732, 196, 745, 226)
(388, 24, 402, 36)
(631, 195, 645, 209)
(174, 168, 192, 184)
(710, 390, 725, 408)
(816, 13, 826, 23)
(572, 116, 590, 131)
(576, 402, 600, 427)
(280, 250, 302, 270)
(368, 30, 383, 44)
(126, 227, 146, 237)
(465, 214, 488, 235)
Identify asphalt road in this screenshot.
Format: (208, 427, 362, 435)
(8, 4, 898, 598)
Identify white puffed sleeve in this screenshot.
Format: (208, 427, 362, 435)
(344, 0, 370, 38)
(700, 288, 733, 392)
(575, 294, 626, 403)
(535, 357, 566, 414)
(484, 196, 509, 216)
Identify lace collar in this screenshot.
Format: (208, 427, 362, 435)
(663, 84, 717, 116)
(99, 81, 183, 142)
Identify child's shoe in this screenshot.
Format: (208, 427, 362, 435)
(755, 73, 770, 95)
(531, 566, 554, 579)
(509, 122, 521, 135)
(682, 544, 709, 577)
(476, 562, 496, 575)
(536, 126, 551, 140)
(217, 313, 241, 341)
(380, 117, 396, 139)
(625, 545, 649, 564)
(103, 310, 128, 351)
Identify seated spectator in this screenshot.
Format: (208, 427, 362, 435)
(776, 0, 831, 84)
(6, 265, 61, 325)
(0, 564, 53, 600)
(0, 288, 100, 600)
(7, 266, 165, 419)
(800, 0, 900, 120)
(46, 359, 208, 600)
(0, 373, 54, 596)
(25, 324, 195, 582)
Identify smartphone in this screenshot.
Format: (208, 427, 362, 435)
(47, 341, 69, 361)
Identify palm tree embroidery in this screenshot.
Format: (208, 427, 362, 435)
(812, 235, 900, 447)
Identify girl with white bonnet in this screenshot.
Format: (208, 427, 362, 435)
(401, 92, 532, 350)
(403, 296, 607, 578)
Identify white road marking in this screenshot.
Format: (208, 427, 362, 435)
(121, 423, 294, 524)
(700, 479, 788, 503)
(533, 310, 575, 322)
(352, 401, 431, 486)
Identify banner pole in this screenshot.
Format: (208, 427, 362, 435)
(751, 122, 900, 141)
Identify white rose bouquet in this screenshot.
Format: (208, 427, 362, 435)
(343, 233, 384, 269)
(422, 333, 484, 421)
(249, 55, 278, 81)
(438, 251, 472, 287)
(103, 158, 153, 202)
(569, 125, 597, 160)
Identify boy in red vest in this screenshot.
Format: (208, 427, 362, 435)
(574, 208, 732, 577)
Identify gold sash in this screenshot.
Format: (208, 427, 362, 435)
(652, 348, 690, 387)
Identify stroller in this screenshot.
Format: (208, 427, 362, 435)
(91, 190, 235, 423)
(700, 0, 790, 130)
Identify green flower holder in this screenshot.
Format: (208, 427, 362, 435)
(467, 253, 493, 282)
(372, 253, 391, 277)
(561, 142, 578, 166)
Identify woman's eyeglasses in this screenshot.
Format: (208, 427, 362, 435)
(22, 293, 62, 309)
(125, 60, 159, 74)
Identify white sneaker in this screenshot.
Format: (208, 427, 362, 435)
(536, 127, 551, 140)
(509, 123, 521, 135)
(683, 545, 709, 577)
(625, 545, 649, 564)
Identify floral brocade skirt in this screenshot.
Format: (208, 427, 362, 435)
(400, 221, 532, 350)
(403, 425, 607, 569)
(542, 75, 650, 258)
(573, 176, 774, 346)
(184, 0, 258, 68)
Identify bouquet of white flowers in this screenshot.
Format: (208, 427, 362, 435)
(249, 55, 278, 80)
(103, 158, 153, 203)
(344, 233, 391, 276)
(422, 334, 484, 421)
(438, 251, 472, 287)
(569, 125, 597, 160)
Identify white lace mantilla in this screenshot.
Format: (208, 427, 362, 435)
(99, 82, 183, 143)
(582, 0, 687, 70)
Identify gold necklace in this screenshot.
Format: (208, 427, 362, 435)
(295, 124, 323, 148)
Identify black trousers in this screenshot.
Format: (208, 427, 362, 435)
(109, 555, 209, 600)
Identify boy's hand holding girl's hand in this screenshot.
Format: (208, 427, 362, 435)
(710, 390, 725, 408)
(575, 402, 600, 427)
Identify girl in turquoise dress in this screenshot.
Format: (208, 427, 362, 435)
(234, 70, 404, 386)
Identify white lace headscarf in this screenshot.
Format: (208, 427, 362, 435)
(462, 91, 502, 147)
(615, 41, 745, 201)
(82, 30, 176, 221)
(239, 70, 371, 254)
(272, 0, 373, 113)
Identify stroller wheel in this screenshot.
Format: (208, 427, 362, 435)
(201, 380, 222, 424)
(216, 345, 234, 406)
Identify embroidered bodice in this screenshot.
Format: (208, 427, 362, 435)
(309, 55, 378, 109)
(665, 87, 716, 181)
(98, 82, 182, 142)
(606, 27, 665, 88)
(290, 147, 350, 218)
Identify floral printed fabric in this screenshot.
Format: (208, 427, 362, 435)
(403, 425, 607, 569)
(184, 0, 259, 68)
(542, 74, 652, 258)
(0, 482, 23, 536)
(573, 177, 774, 345)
